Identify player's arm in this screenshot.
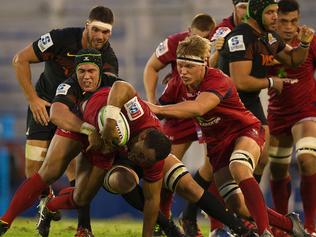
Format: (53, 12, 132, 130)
(12, 44, 51, 126)
(276, 26, 314, 67)
(143, 53, 167, 104)
(100, 81, 136, 144)
(148, 91, 220, 119)
(142, 178, 163, 237)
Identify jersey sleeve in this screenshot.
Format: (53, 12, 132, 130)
(274, 32, 286, 53)
(142, 160, 164, 182)
(225, 30, 253, 63)
(159, 77, 178, 105)
(203, 69, 231, 100)
(53, 76, 81, 108)
(309, 35, 316, 63)
(32, 29, 65, 62)
(155, 36, 177, 65)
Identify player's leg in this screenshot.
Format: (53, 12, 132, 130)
(0, 134, 80, 235)
(292, 120, 316, 234)
(253, 125, 270, 183)
(269, 134, 293, 215)
(163, 154, 253, 237)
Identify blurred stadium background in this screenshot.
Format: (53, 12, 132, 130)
(0, 0, 315, 220)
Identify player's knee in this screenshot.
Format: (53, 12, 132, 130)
(103, 165, 139, 194)
(295, 137, 316, 159)
(269, 146, 292, 178)
(218, 179, 242, 203)
(163, 162, 189, 193)
(229, 150, 255, 178)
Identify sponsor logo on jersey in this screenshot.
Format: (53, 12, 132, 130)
(55, 83, 71, 95)
(211, 27, 231, 42)
(124, 96, 144, 121)
(228, 35, 245, 52)
(260, 54, 274, 66)
(155, 39, 169, 57)
(196, 116, 221, 127)
(268, 33, 277, 45)
(38, 33, 54, 52)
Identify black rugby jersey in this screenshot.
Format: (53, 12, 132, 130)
(32, 27, 118, 102)
(218, 23, 285, 102)
(53, 74, 123, 113)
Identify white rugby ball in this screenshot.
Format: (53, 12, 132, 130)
(97, 106, 130, 146)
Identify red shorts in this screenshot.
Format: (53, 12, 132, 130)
(207, 124, 265, 172)
(268, 105, 316, 136)
(56, 128, 114, 170)
(162, 118, 198, 144)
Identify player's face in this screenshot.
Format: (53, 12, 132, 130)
(177, 61, 205, 87)
(128, 140, 157, 167)
(76, 63, 100, 92)
(234, 3, 248, 24)
(190, 28, 211, 39)
(277, 11, 299, 42)
(87, 23, 112, 50)
(262, 4, 278, 32)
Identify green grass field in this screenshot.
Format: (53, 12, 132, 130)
(4, 218, 210, 236)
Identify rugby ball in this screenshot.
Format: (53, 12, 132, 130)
(97, 106, 130, 146)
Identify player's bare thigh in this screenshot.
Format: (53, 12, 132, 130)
(38, 135, 81, 184)
(170, 142, 192, 160)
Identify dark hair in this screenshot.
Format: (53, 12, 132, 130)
(278, 0, 300, 14)
(191, 13, 215, 32)
(88, 6, 114, 24)
(144, 128, 171, 161)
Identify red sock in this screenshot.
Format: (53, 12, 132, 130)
(160, 188, 173, 220)
(208, 183, 224, 230)
(267, 208, 292, 232)
(239, 177, 269, 235)
(300, 173, 316, 232)
(46, 187, 78, 212)
(1, 173, 48, 225)
(270, 176, 291, 215)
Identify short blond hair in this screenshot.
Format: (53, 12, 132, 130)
(176, 35, 210, 60)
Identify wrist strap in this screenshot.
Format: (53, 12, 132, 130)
(104, 105, 121, 121)
(80, 122, 96, 135)
(267, 77, 274, 88)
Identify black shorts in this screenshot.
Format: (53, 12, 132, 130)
(240, 95, 267, 125)
(26, 106, 57, 140)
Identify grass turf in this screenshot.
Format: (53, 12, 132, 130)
(4, 218, 210, 236)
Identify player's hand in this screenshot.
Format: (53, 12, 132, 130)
(101, 119, 119, 147)
(29, 96, 51, 126)
(86, 130, 103, 152)
(298, 25, 315, 44)
(212, 37, 225, 51)
(270, 76, 284, 95)
(145, 101, 160, 114)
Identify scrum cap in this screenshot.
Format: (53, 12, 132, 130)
(247, 0, 278, 28)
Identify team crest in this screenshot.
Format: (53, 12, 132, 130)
(38, 33, 54, 52)
(55, 83, 71, 95)
(124, 96, 144, 121)
(228, 35, 245, 52)
(155, 39, 169, 57)
(267, 33, 277, 45)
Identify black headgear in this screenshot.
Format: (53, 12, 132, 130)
(74, 48, 102, 74)
(247, 0, 278, 29)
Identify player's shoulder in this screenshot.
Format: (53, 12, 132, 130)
(168, 31, 189, 43)
(50, 27, 82, 39)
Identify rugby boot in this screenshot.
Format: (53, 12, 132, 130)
(163, 220, 184, 237)
(209, 228, 235, 237)
(286, 212, 310, 237)
(36, 206, 59, 237)
(0, 220, 9, 236)
(179, 217, 204, 237)
(38, 194, 61, 221)
(153, 223, 166, 236)
(74, 227, 94, 237)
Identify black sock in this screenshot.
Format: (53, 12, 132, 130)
(254, 174, 262, 183)
(121, 185, 170, 232)
(196, 191, 248, 235)
(70, 180, 91, 231)
(182, 171, 211, 220)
